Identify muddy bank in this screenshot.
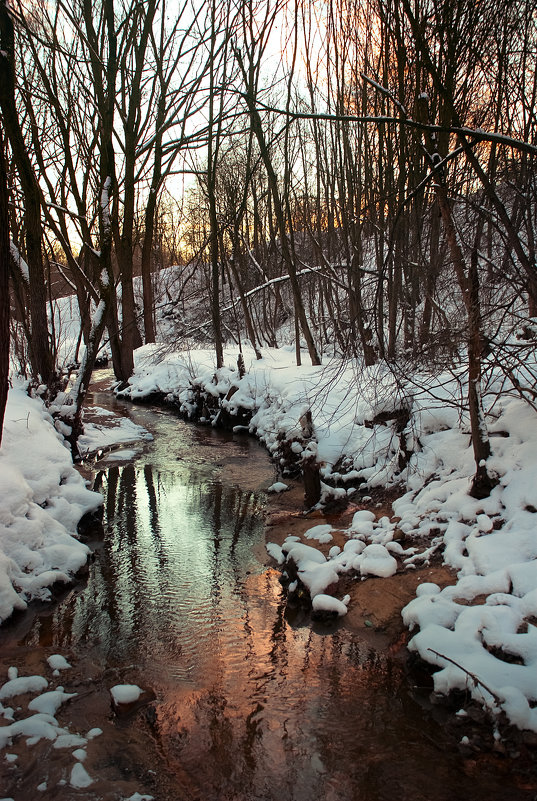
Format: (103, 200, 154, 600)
(262, 478, 457, 648)
(262, 479, 537, 788)
(0, 629, 174, 800)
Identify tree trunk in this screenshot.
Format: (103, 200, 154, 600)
(247, 101, 321, 366)
(0, 127, 9, 445)
(229, 238, 262, 359)
(234, 43, 320, 366)
(419, 200, 442, 348)
(0, 3, 53, 385)
(435, 182, 496, 498)
(207, 0, 224, 369)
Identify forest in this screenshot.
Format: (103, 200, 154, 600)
(1, 0, 536, 500)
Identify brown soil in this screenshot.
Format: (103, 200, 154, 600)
(0, 641, 177, 801)
(263, 477, 457, 652)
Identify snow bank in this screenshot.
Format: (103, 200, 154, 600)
(47, 654, 72, 672)
(0, 383, 103, 623)
(0, 660, 80, 752)
(121, 344, 537, 733)
(0, 675, 48, 700)
(28, 688, 77, 716)
(312, 593, 350, 617)
(70, 762, 93, 788)
(77, 411, 153, 459)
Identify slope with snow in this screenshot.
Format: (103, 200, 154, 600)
(0, 384, 104, 623)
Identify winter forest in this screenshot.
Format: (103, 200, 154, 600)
(0, 0, 535, 472)
(1, 0, 537, 796)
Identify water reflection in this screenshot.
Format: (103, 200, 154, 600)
(62, 461, 266, 680)
(61, 457, 440, 800)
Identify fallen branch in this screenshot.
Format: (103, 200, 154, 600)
(427, 648, 502, 705)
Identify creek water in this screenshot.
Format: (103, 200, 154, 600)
(1, 382, 535, 800)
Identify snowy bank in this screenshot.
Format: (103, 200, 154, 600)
(120, 344, 537, 734)
(0, 384, 103, 623)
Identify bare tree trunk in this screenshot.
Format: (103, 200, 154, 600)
(467, 225, 493, 498)
(207, 0, 224, 369)
(419, 199, 442, 348)
(140, 218, 157, 343)
(115, 2, 156, 360)
(435, 181, 496, 498)
(0, 3, 53, 385)
(238, 73, 321, 366)
(0, 127, 9, 445)
(229, 236, 262, 359)
(140, 90, 166, 344)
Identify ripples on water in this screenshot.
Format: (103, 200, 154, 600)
(75, 460, 268, 680)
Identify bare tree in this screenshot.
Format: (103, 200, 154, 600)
(0, 1, 54, 386)
(0, 127, 9, 444)
(233, 0, 321, 366)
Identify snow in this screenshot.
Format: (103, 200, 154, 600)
(0, 383, 103, 623)
(0, 664, 151, 797)
(47, 654, 71, 671)
(53, 732, 88, 749)
(312, 593, 350, 616)
(100, 176, 112, 238)
(0, 675, 48, 700)
(28, 688, 77, 716)
(9, 241, 30, 284)
(110, 684, 143, 705)
(77, 417, 153, 460)
(267, 481, 289, 493)
(358, 544, 398, 578)
(266, 542, 285, 564)
(0, 711, 66, 749)
(0, 379, 153, 624)
(304, 524, 333, 544)
(70, 762, 93, 788)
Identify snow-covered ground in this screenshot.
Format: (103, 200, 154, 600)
(119, 343, 537, 734)
(0, 381, 151, 624)
(0, 383, 101, 623)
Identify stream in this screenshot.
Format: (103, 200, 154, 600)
(1, 378, 535, 800)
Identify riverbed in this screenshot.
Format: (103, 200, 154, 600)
(1, 381, 535, 800)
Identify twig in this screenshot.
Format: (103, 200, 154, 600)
(427, 648, 502, 704)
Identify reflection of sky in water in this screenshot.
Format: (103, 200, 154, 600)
(64, 464, 514, 801)
(70, 461, 265, 680)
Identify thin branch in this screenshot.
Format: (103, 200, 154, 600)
(252, 100, 537, 157)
